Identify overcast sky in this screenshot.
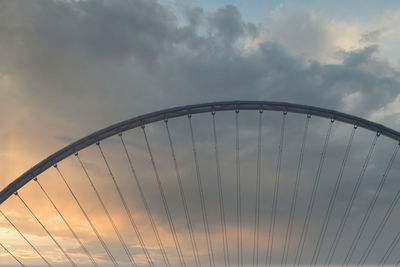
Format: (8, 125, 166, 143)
(1, 0, 400, 266)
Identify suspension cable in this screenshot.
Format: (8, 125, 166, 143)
(235, 109, 243, 267)
(163, 120, 201, 267)
(360, 178, 400, 265)
(253, 110, 263, 267)
(281, 115, 310, 266)
(266, 112, 287, 267)
(74, 153, 136, 267)
(0, 241, 25, 266)
(378, 229, 400, 266)
(0, 210, 52, 266)
(141, 125, 186, 267)
(311, 124, 357, 265)
(96, 142, 154, 267)
(294, 119, 334, 266)
(343, 143, 399, 266)
(119, 134, 169, 267)
(15, 192, 77, 267)
(54, 165, 119, 267)
(358, 143, 400, 265)
(34, 177, 98, 267)
(211, 111, 230, 267)
(188, 114, 215, 267)
(324, 133, 379, 265)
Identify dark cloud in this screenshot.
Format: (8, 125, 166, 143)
(0, 0, 399, 124)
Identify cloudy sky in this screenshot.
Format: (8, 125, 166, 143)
(1, 0, 400, 266)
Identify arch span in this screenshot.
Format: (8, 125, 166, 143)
(1, 100, 400, 205)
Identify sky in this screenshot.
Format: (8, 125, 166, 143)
(1, 0, 400, 266)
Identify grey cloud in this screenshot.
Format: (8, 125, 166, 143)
(0, 0, 175, 63)
(1, 0, 399, 123)
(208, 5, 257, 43)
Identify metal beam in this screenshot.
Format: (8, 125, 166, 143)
(1, 100, 400, 205)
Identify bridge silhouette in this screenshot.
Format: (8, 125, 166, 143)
(0, 101, 399, 266)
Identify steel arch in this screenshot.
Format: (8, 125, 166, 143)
(1, 100, 400, 205)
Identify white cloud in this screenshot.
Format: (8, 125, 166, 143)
(238, 5, 400, 68)
(341, 91, 364, 113)
(370, 93, 400, 125)
(238, 7, 366, 63)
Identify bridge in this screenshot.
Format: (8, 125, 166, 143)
(0, 101, 399, 266)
